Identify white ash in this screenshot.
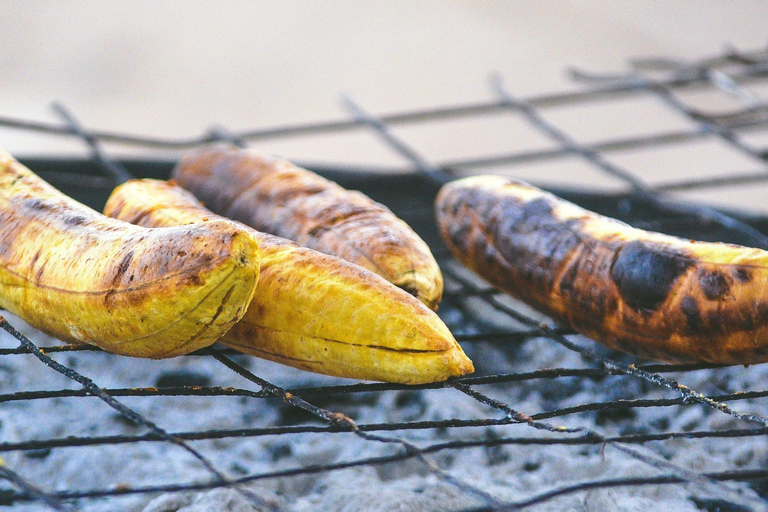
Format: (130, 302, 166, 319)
(2, 303, 768, 512)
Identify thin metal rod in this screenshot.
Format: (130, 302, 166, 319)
(492, 74, 768, 250)
(0, 318, 279, 512)
(8, 384, 768, 454)
(0, 359, 724, 402)
(436, 118, 768, 174)
(7, 453, 768, 507)
(0, 48, 762, 152)
(208, 350, 503, 509)
(457, 470, 767, 512)
(4, 421, 768, 456)
(641, 77, 766, 160)
(206, 125, 248, 148)
(491, 74, 648, 190)
(340, 94, 451, 186)
(450, 379, 764, 511)
(0, 464, 77, 512)
(50, 103, 134, 185)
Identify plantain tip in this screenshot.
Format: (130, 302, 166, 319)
(451, 350, 475, 377)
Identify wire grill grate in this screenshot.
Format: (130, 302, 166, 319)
(3, 46, 768, 511)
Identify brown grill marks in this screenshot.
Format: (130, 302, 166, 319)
(114, 251, 135, 285)
(104, 251, 134, 309)
(436, 176, 768, 365)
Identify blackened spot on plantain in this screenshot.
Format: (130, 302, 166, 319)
(505, 198, 555, 234)
(734, 267, 752, 283)
(447, 220, 472, 250)
(471, 228, 489, 262)
(557, 258, 580, 296)
(493, 198, 530, 237)
(109, 251, 134, 293)
(450, 195, 462, 217)
(63, 215, 88, 227)
(23, 198, 52, 213)
(698, 269, 732, 300)
(524, 197, 553, 218)
(184, 273, 204, 286)
(467, 187, 501, 220)
(680, 296, 702, 331)
(103, 251, 131, 307)
(611, 240, 693, 312)
(495, 198, 532, 237)
(400, 283, 421, 300)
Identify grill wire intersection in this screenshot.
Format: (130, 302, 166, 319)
(3, 46, 768, 511)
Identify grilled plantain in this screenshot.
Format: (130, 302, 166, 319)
(171, 145, 444, 310)
(0, 150, 259, 358)
(105, 179, 473, 384)
(436, 175, 768, 364)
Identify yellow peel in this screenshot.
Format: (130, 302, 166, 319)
(105, 179, 473, 383)
(0, 151, 259, 358)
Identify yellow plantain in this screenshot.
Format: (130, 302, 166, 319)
(437, 175, 768, 365)
(0, 150, 259, 358)
(105, 179, 473, 384)
(171, 145, 444, 310)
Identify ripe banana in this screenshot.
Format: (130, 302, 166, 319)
(171, 145, 444, 310)
(0, 150, 259, 358)
(436, 175, 768, 364)
(104, 179, 473, 384)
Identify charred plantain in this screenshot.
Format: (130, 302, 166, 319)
(105, 179, 473, 384)
(436, 175, 768, 365)
(0, 150, 259, 358)
(171, 145, 444, 310)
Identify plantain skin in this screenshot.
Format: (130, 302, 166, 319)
(170, 145, 444, 310)
(436, 175, 768, 365)
(0, 150, 259, 358)
(105, 179, 473, 384)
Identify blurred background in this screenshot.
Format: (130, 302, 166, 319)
(2, 1, 768, 208)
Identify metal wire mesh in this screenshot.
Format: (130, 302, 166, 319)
(4, 46, 768, 511)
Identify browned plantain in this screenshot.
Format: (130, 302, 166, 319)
(0, 150, 259, 358)
(171, 145, 443, 309)
(105, 179, 473, 384)
(436, 175, 768, 365)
